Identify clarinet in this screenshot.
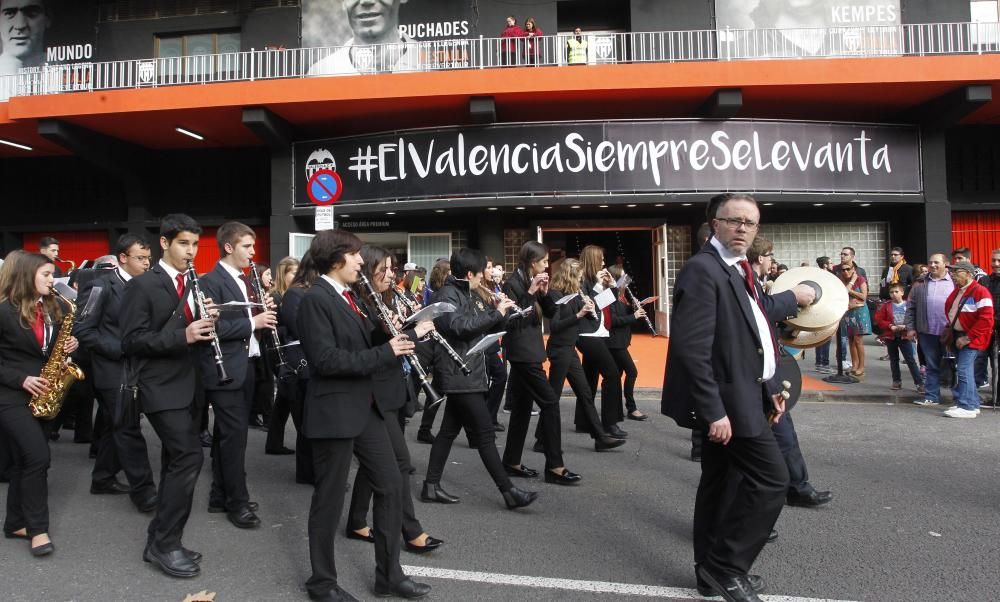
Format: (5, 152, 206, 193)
(358, 274, 446, 408)
(393, 286, 471, 375)
(187, 260, 233, 386)
(248, 262, 292, 376)
(393, 286, 420, 313)
(622, 283, 658, 336)
(478, 284, 533, 320)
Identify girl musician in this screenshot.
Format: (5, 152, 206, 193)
(543, 258, 627, 452)
(346, 244, 444, 553)
(606, 265, 649, 422)
(264, 256, 300, 455)
(500, 241, 582, 485)
(419, 248, 538, 509)
(0, 252, 79, 556)
(577, 245, 628, 439)
(480, 256, 508, 431)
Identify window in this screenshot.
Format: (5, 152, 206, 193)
(408, 234, 451, 275)
(155, 31, 241, 81)
(289, 233, 314, 259)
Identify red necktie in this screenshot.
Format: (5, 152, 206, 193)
(343, 290, 361, 316)
(738, 259, 779, 360)
(32, 301, 45, 348)
(176, 273, 194, 323)
(602, 305, 612, 330)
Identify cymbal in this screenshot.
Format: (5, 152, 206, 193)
(780, 320, 839, 349)
(770, 267, 848, 332)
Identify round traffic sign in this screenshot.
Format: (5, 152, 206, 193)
(307, 169, 343, 205)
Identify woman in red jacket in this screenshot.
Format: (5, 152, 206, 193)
(500, 16, 525, 67)
(524, 17, 544, 65)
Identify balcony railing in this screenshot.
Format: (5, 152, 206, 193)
(1, 21, 998, 101)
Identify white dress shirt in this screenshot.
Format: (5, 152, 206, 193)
(219, 261, 260, 358)
(710, 236, 776, 380)
(158, 259, 196, 318)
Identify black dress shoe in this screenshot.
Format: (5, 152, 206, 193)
(310, 586, 359, 602)
(143, 543, 201, 564)
(374, 578, 431, 599)
(531, 440, 545, 453)
(607, 424, 629, 438)
(626, 411, 648, 421)
(420, 481, 460, 504)
(697, 571, 765, 597)
(346, 528, 375, 543)
(405, 535, 443, 554)
(135, 495, 158, 513)
(767, 529, 778, 543)
(544, 468, 582, 485)
(695, 564, 762, 602)
(787, 490, 833, 508)
(145, 546, 199, 578)
(416, 430, 435, 444)
(30, 541, 54, 557)
(504, 464, 538, 478)
(502, 486, 538, 509)
(595, 435, 626, 451)
(493, 423, 505, 432)
(208, 500, 259, 513)
(265, 446, 296, 455)
(227, 506, 262, 529)
(90, 479, 130, 495)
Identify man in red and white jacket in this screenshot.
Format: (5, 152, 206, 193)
(942, 261, 994, 418)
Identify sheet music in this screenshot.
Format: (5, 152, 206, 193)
(466, 332, 505, 356)
(594, 288, 616, 310)
(404, 301, 456, 324)
(555, 292, 579, 305)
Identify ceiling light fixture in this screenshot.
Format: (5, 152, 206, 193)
(488, 207, 498, 211)
(813, 203, 825, 207)
(654, 203, 664, 207)
(762, 202, 774, 206)
(515, 206, 526, 210)
(386, 212, 395, 215)
(859, 203, 871, 207)
(627, 204, 637, 208)
(543, 206, 553, 209)
(599, 204, 609, 208)
(681, 203, 692, 206)
(435, 209, 445, 213)
(175, 127, 204, 141)
(0, 138, 33, 151)
(570, 205, 581, 209)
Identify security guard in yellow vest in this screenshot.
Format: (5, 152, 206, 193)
(567, 28, 588, 65)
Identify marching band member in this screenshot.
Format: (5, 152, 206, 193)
(297, 230, 430, 601)
(264, 255, 301, 455)
(119, 214, 217, 578)
(606, 265, 648, 422)
(0, 252, 78, 557)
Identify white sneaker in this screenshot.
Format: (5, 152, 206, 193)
(841, 361, 853, 371)
(943, 407, 979, 418)
(913, 399, 939, 406)
(978, 383, 991, 390)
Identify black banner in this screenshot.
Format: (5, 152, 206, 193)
(293, 120, 922, 208)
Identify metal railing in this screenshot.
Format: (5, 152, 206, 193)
(1, 21, 998, 101)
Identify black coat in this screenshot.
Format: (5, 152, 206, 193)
(73, 268, 129, 390)
(297, 278, 399, 439)
(354, 291, 416, 414)
(197, 263, 253, 390)
(431, 278, 506, 394)
(661, 242, 798, 438)
(546, 288, 583, 349)
(119, 264, 198, 415)
(279, 287, 310, 381)
(578, 278, 610, 335)
(607, 296, 637, 350)
(0, 301, 61, 408)
(500, 268, 556, 364)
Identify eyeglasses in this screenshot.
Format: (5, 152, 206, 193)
(715, 217, 759, 230)
(760, 252, 774, 258)
(127, 254, 151, 262)
(840, 252, 851, 256)
(890, 253, 901, 257)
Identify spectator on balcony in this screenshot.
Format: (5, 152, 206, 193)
(0, 0, 49, 76)
(500, 16, 525, 67)
(307, 0, 420, 76)
(567, 27, 588, 65)
(523, 17, 544, 65)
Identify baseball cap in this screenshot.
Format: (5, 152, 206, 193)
(403, 262, 417, 271)
(948, 261, 975, 274)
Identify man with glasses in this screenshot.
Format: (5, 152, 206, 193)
(73, 233, 158, 513)
(879, 247, 913, 300)
(664, 193, 815, 601)
(906, 254, 955, 407)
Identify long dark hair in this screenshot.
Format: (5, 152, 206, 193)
(517, 241, 549, 280)
(354, 244, 394, 305)
(289, 250, 319, 290)
(3, 253, 63, 328)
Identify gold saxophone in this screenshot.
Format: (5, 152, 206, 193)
(29, 286, 85, 419)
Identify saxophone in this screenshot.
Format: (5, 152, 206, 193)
(29, 286, 85, 419)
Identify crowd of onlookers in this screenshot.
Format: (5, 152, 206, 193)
(759, 244, 997, 418)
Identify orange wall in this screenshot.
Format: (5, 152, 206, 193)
(23, 231, 109, 269)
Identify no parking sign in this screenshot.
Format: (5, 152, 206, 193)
(307, 169, 343, 206)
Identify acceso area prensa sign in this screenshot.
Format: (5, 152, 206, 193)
(292, 120, 922, 207)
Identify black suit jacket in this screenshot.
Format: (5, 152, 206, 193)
(73, 269, 128, 390)
(0, 302, 60, 408)
(608, 296, 636, 349)
(501, 268, 556, 364)
(119, 265, 198, 415)
(661, 243, 797, 438)
(356, 294, 416, 414)
(297, 278, 399, 439)
(198, 262, 252, 390)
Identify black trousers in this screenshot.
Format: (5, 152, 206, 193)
(577, 337, 624, 428)
(0, 403, 51, 537)
(609, 347, 638, 413)
(485, 352, 508, 425)
(92, 386, 156, 502)
(288, 378, 314, 484)
(207, 373, 255, 511)
(771, 411, 812, 497)
(417, 390, 440, 435)
(425, 392, 512, 492)
(348, 408, 423, 540)
(251, 355, 275, 421)
(265, 378, 294, 452)
(502, 362, 564, 470)
(306, 407, 404, 598)
(145, 406, 203, 552)
(542, 345, 604, 440)
(694, 427, 789, 577)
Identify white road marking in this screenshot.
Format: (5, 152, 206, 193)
(402, 565, 862, 602)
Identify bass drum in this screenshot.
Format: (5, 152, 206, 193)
(778, 350, 803, 412)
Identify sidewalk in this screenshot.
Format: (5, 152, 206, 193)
(622, 334, 999, 405)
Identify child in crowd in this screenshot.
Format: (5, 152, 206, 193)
(874, 283, 925, 392)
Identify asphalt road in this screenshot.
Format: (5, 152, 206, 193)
(1, 397, 998, 602)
